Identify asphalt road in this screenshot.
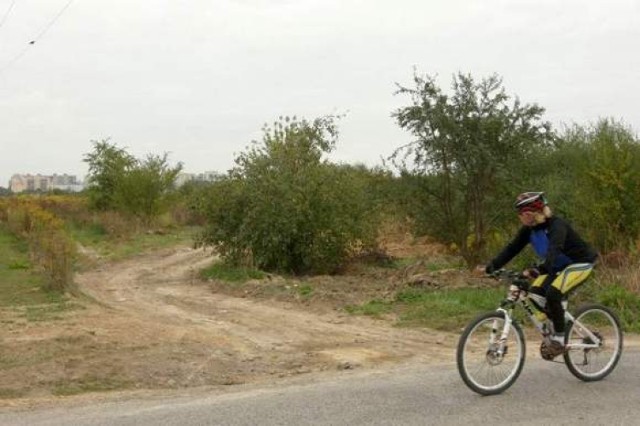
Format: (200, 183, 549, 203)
(2, 350, 638, 426)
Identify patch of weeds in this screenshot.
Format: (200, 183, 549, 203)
(0, 388, 28, 399)
(345, 299, 393, 318)
(7, 260, 30, 270)
(591, 284, 640, 333)
(394, 287, 504, 330)
(51, 376, 133, 396)
(201, 262, 265, 283)
(296, 284, 314, 298)
(69, 223, 107, 246)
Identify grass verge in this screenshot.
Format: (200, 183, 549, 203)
(200, 261, 266, 283)
(345, 287, 506, 330)
(0, 227, 69, 309)
(347, 268, 640, 333)
(574, 277, 640, 333)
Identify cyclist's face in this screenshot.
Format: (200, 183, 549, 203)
(517, 210, 537, 226)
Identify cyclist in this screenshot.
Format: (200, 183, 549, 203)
(483, 192, 598, 359)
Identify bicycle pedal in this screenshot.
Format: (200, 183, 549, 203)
(540, 340, 565, 361)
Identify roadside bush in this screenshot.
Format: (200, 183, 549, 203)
(0, 198, 76, 292)
(195, 116, 383, 275)
(539, 119, 640, 254)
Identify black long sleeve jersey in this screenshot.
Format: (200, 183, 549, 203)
(487, 216, 598, 275)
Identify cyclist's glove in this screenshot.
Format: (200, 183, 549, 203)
(523, 267, 540, 279)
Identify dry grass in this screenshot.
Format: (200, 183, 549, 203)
(596, 260, 640, 294)
(377, 218, 449, 259)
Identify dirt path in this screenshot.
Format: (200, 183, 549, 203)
(75, 246, 455, 381)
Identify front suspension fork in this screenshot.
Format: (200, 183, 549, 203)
(492, 308, 513, 356)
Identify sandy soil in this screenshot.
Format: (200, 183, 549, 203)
(0, 246, 457, 406)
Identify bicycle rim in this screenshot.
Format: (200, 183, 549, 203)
(457, 312, 525, 395)
(565, 305, 623, 381)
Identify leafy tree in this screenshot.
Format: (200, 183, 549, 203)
(83, 140, 182, 222)
(392, 72, 552, 266)
(83, 139, 136, 211)
(196, 116, 381, 274)
(114, 153, 183, 222)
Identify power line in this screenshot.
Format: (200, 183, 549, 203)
(31, 0, 75, 43)
(0, 0, 18, 31)
(0, 0, 76, 74)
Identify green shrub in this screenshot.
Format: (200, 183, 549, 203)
(540, 119, 640, 253)
(195, 116, 382, 275)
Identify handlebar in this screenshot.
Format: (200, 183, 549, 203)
(488, 269, 530, 291)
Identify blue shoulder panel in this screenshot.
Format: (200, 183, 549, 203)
(529, 229, 548, 258)
(529, 229, 572, 272)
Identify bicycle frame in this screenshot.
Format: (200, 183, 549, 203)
(492, 285, 603, 355)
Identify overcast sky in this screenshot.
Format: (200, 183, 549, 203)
(1, 0, 639, 187)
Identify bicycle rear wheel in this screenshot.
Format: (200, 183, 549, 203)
(457, 311, 526, 395)
(564, 304, 623, 381)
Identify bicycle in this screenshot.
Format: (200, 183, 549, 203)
(456, 269, 623, 395)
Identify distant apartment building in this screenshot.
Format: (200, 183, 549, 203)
(175, 171, 222, 187)
(9, 174, 84, 193)
(51, 174, 84, 192)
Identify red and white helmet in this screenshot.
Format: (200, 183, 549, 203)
(514, 192, 547, 213)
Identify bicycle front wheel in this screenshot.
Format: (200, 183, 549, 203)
(564, 304, 623, 381)
(457, 311, 526, 395)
